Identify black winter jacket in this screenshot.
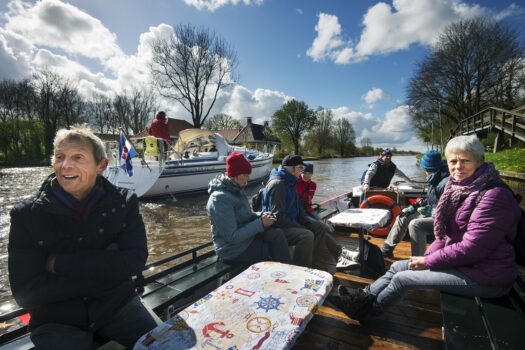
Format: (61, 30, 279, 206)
(8, 175, 148, 331)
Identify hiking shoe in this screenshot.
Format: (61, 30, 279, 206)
(340, 247, 360, 262)
(336, 255, 359, 271)
(381, 247, 394, 259)
(327, 290, 373, 321)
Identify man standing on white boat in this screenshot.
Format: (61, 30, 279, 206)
(261, 155, 357, 273)
(207, 152, 292, 265)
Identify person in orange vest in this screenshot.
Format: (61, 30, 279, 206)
(148, 111, 171, 143)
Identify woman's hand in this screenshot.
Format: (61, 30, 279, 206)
(408, 256, 427, 270)
(260, 212, 277, 228)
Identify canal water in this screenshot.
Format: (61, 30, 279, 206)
(0, 156, 425, 315)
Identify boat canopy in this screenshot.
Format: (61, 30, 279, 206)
(174, 129, 230, 156)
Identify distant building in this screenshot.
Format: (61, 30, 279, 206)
(216, 117, 280, 151)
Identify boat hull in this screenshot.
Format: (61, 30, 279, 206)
(144, 156, 273, 198)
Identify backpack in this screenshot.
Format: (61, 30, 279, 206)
(475, 182, 525, 266)
(362, 238, 386, 277)
(251, 186, 265, 212)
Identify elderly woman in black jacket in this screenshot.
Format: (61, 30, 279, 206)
(8, 125, 157, 349)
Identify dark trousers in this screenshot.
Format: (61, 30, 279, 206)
(228, 228, 292, 265)
(30, 294, 159, 350)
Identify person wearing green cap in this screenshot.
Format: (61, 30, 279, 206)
(381, 150, 449, 258)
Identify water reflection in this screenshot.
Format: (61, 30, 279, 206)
(0, 156, 424, 310)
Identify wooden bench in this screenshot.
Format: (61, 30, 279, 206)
(0, 242, 243, 349)
(441, 268, 525, 349)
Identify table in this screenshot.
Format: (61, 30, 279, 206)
(328, 208, 390, 272)
(134, 261, 333, 350)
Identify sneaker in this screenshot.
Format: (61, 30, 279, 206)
(381, 247, 394, 259)
(340, 247, 360, 262)
(336, 255, 359, 271)
(327, 289, 373, 321)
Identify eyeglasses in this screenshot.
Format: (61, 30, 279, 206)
(295, 166, 305, 171)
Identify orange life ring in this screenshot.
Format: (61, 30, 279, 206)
(359, 195, 401, 237)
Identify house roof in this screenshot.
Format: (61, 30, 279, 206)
(216, 129, 240, 143)
(232, 123, 280, 144)
(167, 118, 193, 136)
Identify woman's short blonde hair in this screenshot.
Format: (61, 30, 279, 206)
(445, 135, 485, 163)
(52, 124, 107, 164)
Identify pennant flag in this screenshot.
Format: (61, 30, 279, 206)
(119, 132, 138, 176)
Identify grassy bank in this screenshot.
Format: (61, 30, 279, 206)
(484, 147, 525, 173)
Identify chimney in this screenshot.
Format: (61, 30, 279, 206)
(263, 120, 269, 127)
(246, 117, 252, 125)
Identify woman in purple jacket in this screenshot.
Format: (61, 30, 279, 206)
(329, 135, 521, 321)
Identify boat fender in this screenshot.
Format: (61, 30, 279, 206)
(359, 195, 401, 237)
(144, 136, 160, 158)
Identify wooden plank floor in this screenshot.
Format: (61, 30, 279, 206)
(294, 233, 444, 349)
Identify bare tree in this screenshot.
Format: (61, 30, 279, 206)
(87, 93, 114, 133)
(112, 89, 156, 134)
(204, 113, 241, 131)
(333, 118, 356, 157)
(407, 17, 525, 138)
(308, 108, 334, 154)
(272, 99, 316, 155)
(150, 24, 238, 128)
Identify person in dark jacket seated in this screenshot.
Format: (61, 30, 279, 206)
(329, 135, 521, 322)
(8, 125, 158, 349)
(362, 148, 411, 190)
(207, 152, 291, 264)
(381, 150, 450, 258)
(261, 155, 356, 272)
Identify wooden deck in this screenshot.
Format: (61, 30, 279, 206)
(295, 233, 444, 349)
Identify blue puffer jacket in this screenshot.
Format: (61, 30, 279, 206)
(207, 174, 264, 261)
(261, 166, 308, 228)
(426, 165, 449, 213)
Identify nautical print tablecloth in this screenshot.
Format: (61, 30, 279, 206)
(134, 261, 333, 350)
(327, 208, 390, 230)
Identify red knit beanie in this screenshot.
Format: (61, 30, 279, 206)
(226, 152, 252, 177)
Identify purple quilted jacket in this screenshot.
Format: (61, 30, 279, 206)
(425, 186, 521, 287)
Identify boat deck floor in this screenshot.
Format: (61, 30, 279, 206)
(294, 233, 444, 349)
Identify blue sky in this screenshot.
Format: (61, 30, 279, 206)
(1, 0, 524, 151)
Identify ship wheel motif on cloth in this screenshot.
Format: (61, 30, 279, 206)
(246, 317, 271, 333)
(296, 295, 317, 308)
(270, 271, 287, 279)
(255, 295, 283, 313)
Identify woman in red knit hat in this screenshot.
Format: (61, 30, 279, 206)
(206, 152, 291, 264)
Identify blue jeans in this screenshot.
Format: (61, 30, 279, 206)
(30, 294, 159, 350)
(365, 260, 510, 313)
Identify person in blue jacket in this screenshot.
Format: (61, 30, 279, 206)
(381, 150, 450, 257)
(8, 125, 158, 349)
(207, 152, 291, 264)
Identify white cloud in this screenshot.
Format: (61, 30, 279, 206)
(5, 0, 123, 63)
(184, 0, 264, 12)
(306, 13, 345, 62)
(331, 105, 424, 151)
(296, 8, 303, 15)
(307, 0, 520, 64)
(362, 88, 386, 108)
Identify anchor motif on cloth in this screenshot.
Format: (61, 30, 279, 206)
(202, 322, 234, 339)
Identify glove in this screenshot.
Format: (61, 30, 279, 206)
(417, 205, 432, 217)
(399, 205, 416, 218)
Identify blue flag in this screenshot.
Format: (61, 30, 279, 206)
(119, 132, 138, 176)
